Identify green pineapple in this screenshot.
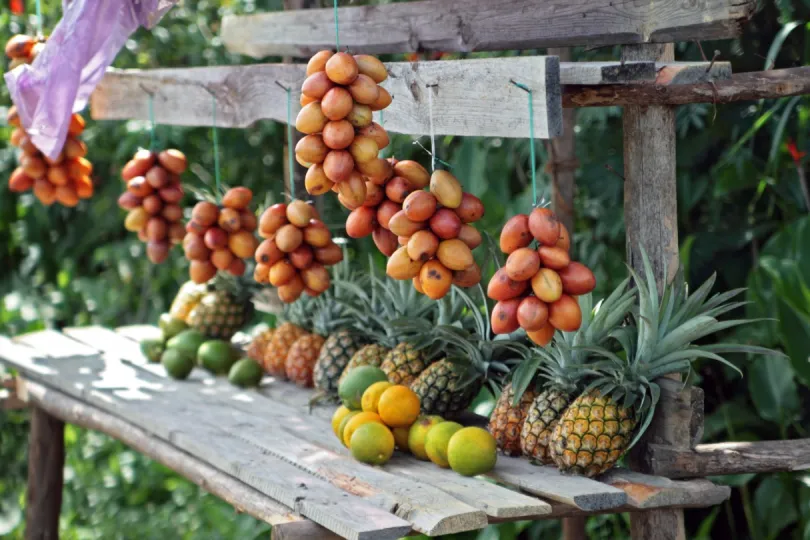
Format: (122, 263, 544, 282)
(515, 280, 636, 463)
(550, 249, 781, 477)
(185, 275, 254, 340)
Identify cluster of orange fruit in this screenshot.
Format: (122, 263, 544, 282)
(383, 167, 484, 299)
(488, 207, 596, 344)
(296, 50, 392, 201)
(254, 200, 343, 303)
(118, 149, 187, 264)
(6, 35, 93, 206)
(182, 188, 259, 283)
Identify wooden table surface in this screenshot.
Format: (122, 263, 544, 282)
(0, 326, 730, 539)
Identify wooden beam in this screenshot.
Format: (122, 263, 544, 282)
(90, 57, 563, 139)
(645, 440, 810, 479)
(18, 379, 339, 538)
(219, 0, 755, 58)
(25, 407, 64, 540)
(564, 67, 810, 108)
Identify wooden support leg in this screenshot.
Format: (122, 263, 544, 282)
(25, 407, 65, 540)
(622, 42, 686, 540)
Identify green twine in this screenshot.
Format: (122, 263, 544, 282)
(147, 94, 156, 151)
(211, 93, 221, 200)
(34, 0, 43, 38)
(285, 86, 295, 200)
(333, 0, 340, 50)
(511, 79, 537, 207)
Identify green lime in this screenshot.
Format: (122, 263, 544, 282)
(159, 313, 188, 340)
(140, 339, 165, 363)
(425, 421, 463, 468)
(198, 340, 236, 375)
(166, 329, 205, 358)
(447, 427, 497, 477)
(228, 358, 264, 388)
(338, 366, 388, 410)
(350, 423, 395, 465)
(161, 349, 194, 380)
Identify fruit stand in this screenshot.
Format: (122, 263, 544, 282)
(5, 1, 810, 540)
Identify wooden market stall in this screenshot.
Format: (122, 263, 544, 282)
(4, 1, 810, 539)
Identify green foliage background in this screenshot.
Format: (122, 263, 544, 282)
(2, 1, 810, 538)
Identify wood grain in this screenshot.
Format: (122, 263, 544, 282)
(91, 57, 562, 139)
(25, 407, 64, 540)
(646, 440, 810, 479)
(219, 0, 755, 58)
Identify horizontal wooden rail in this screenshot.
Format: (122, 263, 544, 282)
(220, 0, 755, 58)
(563, 67, 810, 107)
(645, 440, 810, 479)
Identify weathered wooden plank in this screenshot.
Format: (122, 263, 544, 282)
(563, 67, 810, 108)
(219, 0, 755, 58)
(25, 406, 64, 540)
(560, 61, 655, 85)
(646, 440, 810, 479)
(91, 57, 562, 139)
(654, 62, 731, 85)
(600, 470, 729, 509)
(14, 329, 98, 360)
(18, 379, 335, 537)
(3, 339, 412, 540)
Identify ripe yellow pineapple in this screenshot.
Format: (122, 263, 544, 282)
(488, 382, 538, 456)
(247, 328, 274, 363)
(263, 299, 311, 377)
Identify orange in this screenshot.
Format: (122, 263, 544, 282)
(392, 426, 410, 452)
(377, 385, 420, 428)
(361, 381, 392, 414)
(342, 411, 383, 447)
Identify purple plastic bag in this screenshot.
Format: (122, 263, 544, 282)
(4, 0, 176, 159)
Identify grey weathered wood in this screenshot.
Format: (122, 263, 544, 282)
(219, 0, 754, 58)
(600, 470, 729, 509)
(690, 387, 705, 447)
(25, 406, 64, 540)
(622, 42, 685, 540)
(14, 329, 98, 360)
(91, 56, 563, 139)
(3, 338, 412, 540)
(560, 61, 655, 85)
(646, 440, 810, 479)
(18, 379, 337, 537)
(654, 62, 731, 85)
(486, 456, 627, 511)
(563, 67, 810, 108)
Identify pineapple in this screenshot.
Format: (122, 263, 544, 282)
(263, 299, 311, 377)
(518, 280, 636, 463)
(247, 328, 274, 362)
(169, 281, 206, 320)
(549, 249, 781, 477)
(313, 329, 365, 393)
(488, 383, 537, 456)
(171, 275, 254, 340)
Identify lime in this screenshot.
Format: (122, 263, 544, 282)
(228, 358, 263, 387)
(361, 381, 392, 414)
(338, 411, 361, 445)
(198, 340, 236, 375)
(447, 427, 497, 476)
(350, 423, 395, 465)
(407, 415, 444, 460)
(331, 406, 353, 438)
(342, 412, 383, 447)
(425, 422, 463, 468)
(159, 313, 188, 340)
(166, 329, 205, 358)
(161, 349, 194, 380)
(338, 366, 388, 410)
(140, 339, 164, 363)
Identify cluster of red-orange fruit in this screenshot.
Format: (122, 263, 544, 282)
(295, 50, 392, 203)
(6, 34, 93, 206)
(182, 188, 259, 283)
(382, 166, 484, 299)
(118, 149, 187, 264)
(253, 200, 343, 303)
(487, 208, 596, 345)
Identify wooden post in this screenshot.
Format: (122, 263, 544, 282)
(548, 46, 585, 540)
(621, 43, 686, 540)
(25, 407, 65, 540)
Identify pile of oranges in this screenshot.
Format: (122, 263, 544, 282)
(488, 207, 596, 344)
(254, 200, 343, 303)
(118, 149, 187, 264)
(182, 187, 258, 283)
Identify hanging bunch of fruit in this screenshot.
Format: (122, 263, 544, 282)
(385, 168, 484, 299)
(117, 149, 187, 263)
(488, 207, 596, 344)
(182, 187, 258, 283)
(253, 200, 343, 303)
(6, 35, 94, 206)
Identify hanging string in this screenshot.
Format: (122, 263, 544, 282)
(211, 93, 221, 200)
(427, 84, 436, 171)
(34, 0, 43, 39)
(511, 79, 538, 207)
(285, 86, 295, 200)
(147, 93, 156, 151)
(333, 0, 340, 50)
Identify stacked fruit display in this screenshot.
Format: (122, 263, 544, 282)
(118, 149, 187, 263)
(183, 187, 258, 283)
(296, 50, 392, 200)
(488, 207, 596, 344)
(332, 365, 497, 475)
(254, 200, 343, 303)
(385, 169, 484, 299)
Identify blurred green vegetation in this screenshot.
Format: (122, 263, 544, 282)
(2, 0, 810, 539)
